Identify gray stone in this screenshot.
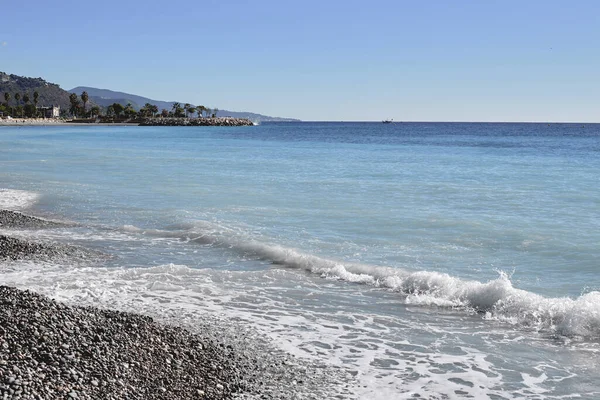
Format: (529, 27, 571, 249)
(139, 117, 254, 127)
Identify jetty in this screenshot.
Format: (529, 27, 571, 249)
(139, 117, 254, 127)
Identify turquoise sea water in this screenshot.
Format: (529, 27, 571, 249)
(1, 122, 599, 399)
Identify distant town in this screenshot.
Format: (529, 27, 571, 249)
(0, 72, 299, 123)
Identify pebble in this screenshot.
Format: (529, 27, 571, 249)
(0, 208, 356, 400)
(139, 117, 254, 127)
(0, 235, 98, 262)
(0, 210, 61, 229)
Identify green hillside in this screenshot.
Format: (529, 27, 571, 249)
(70, 86, 301, 122)
(0, 72, 88, 113)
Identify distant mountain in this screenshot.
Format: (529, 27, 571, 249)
(69, 86, 300, 122)
(0, 72, 84, 111)
(68, 87, 167, 111)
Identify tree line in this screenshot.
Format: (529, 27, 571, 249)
(1, 90, 43, 118)
(1, 90, 220, 120)
(71, 92, 219, 119)
(167, 103, 218, 119)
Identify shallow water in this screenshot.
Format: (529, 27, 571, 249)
(1, 122, 599, 399)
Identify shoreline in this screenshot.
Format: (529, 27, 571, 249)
(0, 208, 353, 399)
(0, 118, 71, 126)
(139, 117, 254, 126)
(0, 117, 255, 127)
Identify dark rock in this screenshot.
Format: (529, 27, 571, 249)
(139, 117, 254, 127)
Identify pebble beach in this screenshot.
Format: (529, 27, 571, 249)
(0, 118, 68, 126)
(0, 209, 354, 400)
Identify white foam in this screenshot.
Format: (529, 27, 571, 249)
(3, 218, 596, 398)
(0, 189, 39, 210)
(118, 221, 600, 340)
(243, 247, 600, 339)
(2, 257, 596, 400)
(296, 256, 600, 339)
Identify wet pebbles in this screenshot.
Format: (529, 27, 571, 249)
(0, 208, 354, 399)
(0, 210, 62, 230)
(0, 235, 98, 262)
(0, 287, 353, 400)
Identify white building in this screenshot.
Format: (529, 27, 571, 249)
(37, 106, 60, 118)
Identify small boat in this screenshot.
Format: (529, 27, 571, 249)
(382, 119, 393, 124)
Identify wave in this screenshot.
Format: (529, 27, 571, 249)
(121, 222, 600, 339)
(0, 189, 39, 210)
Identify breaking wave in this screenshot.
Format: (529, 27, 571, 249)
(121, 221, 600, 340)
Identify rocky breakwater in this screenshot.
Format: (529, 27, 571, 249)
(139, 117, 254, 127)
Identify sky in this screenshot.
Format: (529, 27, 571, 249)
(0, 0, 598, 121)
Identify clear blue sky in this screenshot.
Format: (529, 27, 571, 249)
(1, 0, 598, 121)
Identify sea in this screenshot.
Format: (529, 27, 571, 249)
(0, 122, 599, 399)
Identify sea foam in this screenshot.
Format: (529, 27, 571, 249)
(122, 221, 600, 340)
(0, 189, 39, 210)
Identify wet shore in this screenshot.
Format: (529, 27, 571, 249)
(0, 209, 352, 399)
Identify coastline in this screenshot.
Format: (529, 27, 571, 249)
(139, 117, 254, 126)
(0, 117, 254, 127)
(0, 118, 71, 126)
(0, 208, 353, 399)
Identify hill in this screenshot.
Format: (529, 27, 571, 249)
(0, 72, 76, 111)
(69, 86, 300, 122)
(68, 87, 172, 112)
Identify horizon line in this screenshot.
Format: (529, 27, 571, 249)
(287, 120, 599, 124)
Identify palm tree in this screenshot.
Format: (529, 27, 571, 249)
(112, 103, 124, 116)
(171, 102, 184, 118)
(14, 93, 21, 116)
(184, 103, 191, 118)
(124, 103, 136, 118)
(22, 93, 30, 117)
(33, 92, 40, 117)
(4, 93, 11, 116)
(143, 103, 158, 117)
(69, 93, 79, 117)
(81, 91, 89, 115)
